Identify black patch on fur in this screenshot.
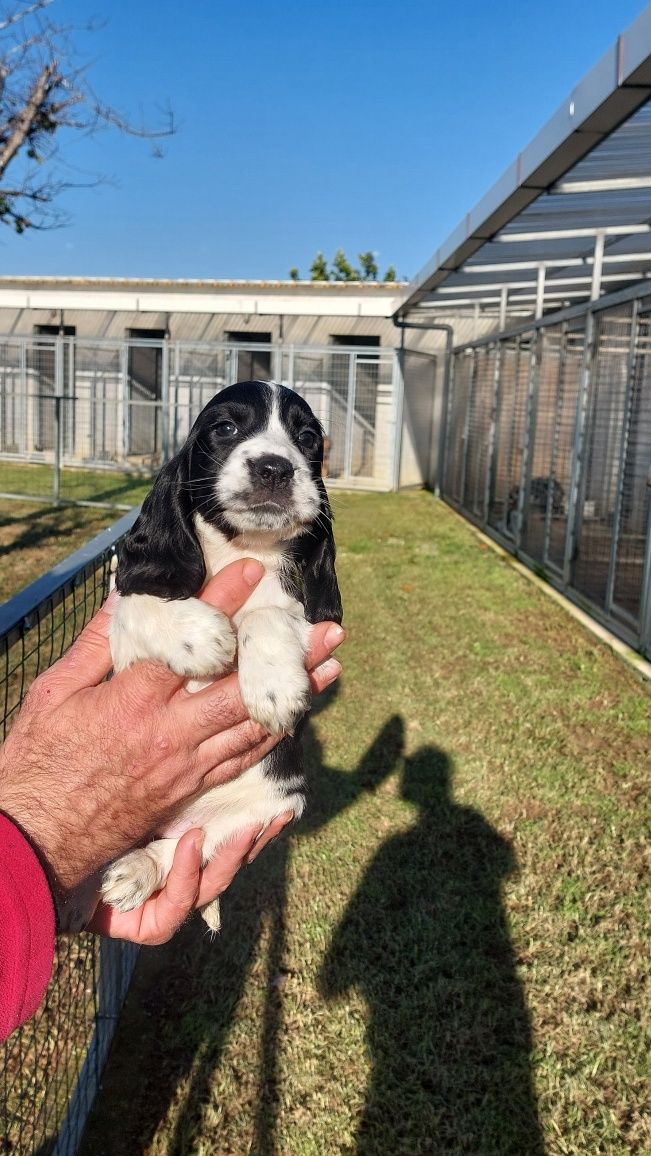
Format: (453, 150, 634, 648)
(116, 454, 206, 599)
(116, 380, 342, 790)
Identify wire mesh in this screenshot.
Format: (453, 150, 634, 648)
(612, 307, 651, 620)
(1, 517, 139, 1156)
(0, 339, 400, 504)
(572, 306, 635, 614)
(443, 291, 651, 656)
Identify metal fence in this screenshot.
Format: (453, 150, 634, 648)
(0, 338, 401, 506)
(441, 284, 651, 657)
(1, 512, 139, 1156)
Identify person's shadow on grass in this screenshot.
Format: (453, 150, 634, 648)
(318, 746, 544, 1156)
(78, 702, 405, 1156)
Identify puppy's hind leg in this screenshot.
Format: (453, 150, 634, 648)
(101, 837, 178, 912)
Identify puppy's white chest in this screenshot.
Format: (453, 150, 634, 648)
(194, 512, 302, 622)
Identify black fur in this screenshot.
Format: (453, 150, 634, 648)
(116, 380, 342, 788)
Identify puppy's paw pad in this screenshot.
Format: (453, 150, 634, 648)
(101, 850, 161, 912)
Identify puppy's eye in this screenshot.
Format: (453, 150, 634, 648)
(297, 428, 318, 450)
(215, 421, 238, 438)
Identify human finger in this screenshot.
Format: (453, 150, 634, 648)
(174, 670, 251, 742)
(198, 727, 280, 785)
(305, 622, 346, 672)
(308, 657, 342, 695)
(198, 559, 265, 617)
(246, 812, 294, 864)
(194, 827, 262, 907)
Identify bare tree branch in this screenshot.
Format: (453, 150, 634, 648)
(0, 0, 51, 34)
(0, 0, 175, 232)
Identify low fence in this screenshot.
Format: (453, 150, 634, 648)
(0, 339, 402, 506)
(1, 512, 139, 1156)
(441, 285, 651, 657)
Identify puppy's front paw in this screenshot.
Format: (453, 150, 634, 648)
(111, 594, 236, 677)
(239, 662, 311, 735)
(101, 849, 162, 912)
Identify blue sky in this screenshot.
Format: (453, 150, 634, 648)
(0, 0, 647, 281)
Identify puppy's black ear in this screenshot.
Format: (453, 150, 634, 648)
(299, 484, 343, 626)
(117, 454, 206, 599)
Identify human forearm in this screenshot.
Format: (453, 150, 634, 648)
(0, 814, 55, 1041)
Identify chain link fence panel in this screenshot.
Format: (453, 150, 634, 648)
(1, 513, 139, 1156)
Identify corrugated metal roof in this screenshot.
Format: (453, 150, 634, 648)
(396, 5, 651, 323)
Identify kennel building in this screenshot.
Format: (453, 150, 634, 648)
(395, 4, 651, 659)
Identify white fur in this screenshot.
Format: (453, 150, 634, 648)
(110, 592, 236, 678)
(101, 760, 306, 922)
(102, 390, 319, 928)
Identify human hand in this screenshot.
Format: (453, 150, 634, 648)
(87, 818, 290, 944)
(0, 559, 344, 905)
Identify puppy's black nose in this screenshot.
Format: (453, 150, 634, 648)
(249, 454, 295, 488)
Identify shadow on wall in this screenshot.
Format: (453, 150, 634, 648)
(77, 710, 542, 1156)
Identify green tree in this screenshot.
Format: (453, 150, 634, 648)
(359, 251, 378, 281)
(310, 252, 330, 281)
(332, 249, 360, 282)
(300, 250, 400, 282)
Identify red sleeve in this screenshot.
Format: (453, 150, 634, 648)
(0, 813, 56, 1041)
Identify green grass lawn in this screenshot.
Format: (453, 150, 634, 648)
(3, 491, 647, 1155)
(0, 467, 149, 601)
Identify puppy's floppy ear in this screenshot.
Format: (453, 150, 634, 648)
(299, 482, 343, 626)
(117, 453, 206, 599)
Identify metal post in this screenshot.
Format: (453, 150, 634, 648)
(436, 342, 453, 497)
(172, 340, 180, 454)
(605, 299, 640, 615)
(391, 347, 406, 492)
(499, 287, 508, 332)
(483, 341, 502, 526)
(563, 310, 597, 588)
(543, 324, 568, 569)
(459, 349, 476, 510)
(53, 338, 64, 504)
(639, 474, 651, 657)
(161, 340, 170, 464)
(343, 352, 356, 483)
(535, 265, 546, 320)
(591, 231, 606, 301)
(53, 396, 61, 504)
(515, 329, 541, 551)
(119, 342, 129, 464)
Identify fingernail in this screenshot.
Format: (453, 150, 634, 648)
(243, 560, 265, 586)
(314, 658, 342, 685)
(192, 831, 204, 855)
(324, 624, 345, 650)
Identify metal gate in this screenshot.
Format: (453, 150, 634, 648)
(442, 287, 651, 657)
(0, 339, 402, 504)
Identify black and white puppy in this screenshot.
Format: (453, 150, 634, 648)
(101, 380, 342, 931)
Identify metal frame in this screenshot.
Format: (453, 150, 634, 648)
(441, 281, 651, 658)
(396, 7, 651, 327)
(0, 338, 403, 504)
